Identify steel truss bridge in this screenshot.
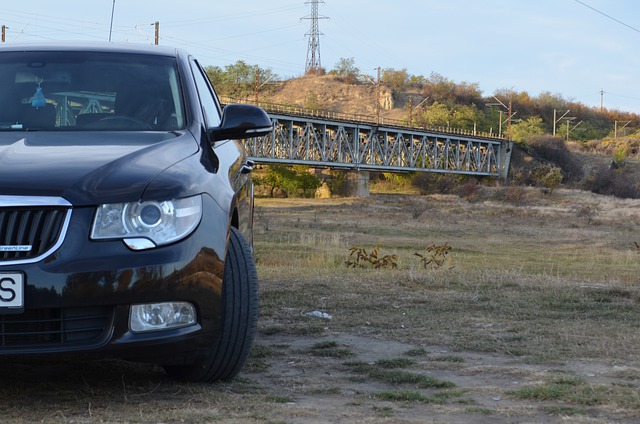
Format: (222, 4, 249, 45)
(243, 111, 513, 179)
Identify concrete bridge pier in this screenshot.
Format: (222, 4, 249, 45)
(345, 170, 370, 197)
(315, 170, 370, 198)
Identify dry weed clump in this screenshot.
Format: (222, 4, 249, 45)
(486, 184, 527, 205)
(414, 243, 453, 270)
(345, 245, 398, 269)
(572, 204, 599, 224)
(345, 244, 456, 271)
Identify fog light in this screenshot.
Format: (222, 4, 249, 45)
(130, 302, 197, 333)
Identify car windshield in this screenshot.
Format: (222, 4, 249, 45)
(0, 51, 186, 131)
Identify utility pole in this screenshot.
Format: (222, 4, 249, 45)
(408, 96, 429, 127)
(376, 66, 381, 126)
(507, 95, 513, 139)
(109, 0, 116, 42)
(408, 97, 413, 127)
(1, 25, 6, 42)
(553, 109, 570, 137)
(359, 69, 382, 125)
(153, 21, 159, 45)
(566, 119, 581, 141)
(615, 120, 631, 138)
(600, 89, 604, 112)
(302, 0, 328, 75)
(254, 68, 260, 104)
(488, 95, 516, 138)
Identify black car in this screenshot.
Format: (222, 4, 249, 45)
(0, 42, 272, 382)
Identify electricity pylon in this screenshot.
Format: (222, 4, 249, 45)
(302, 0, 328, 74)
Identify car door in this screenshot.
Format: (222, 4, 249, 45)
(189, 59, 254, 242)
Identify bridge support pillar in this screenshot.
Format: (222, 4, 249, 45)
(500, 141, 514, 181)
(345, 171, 370, 197)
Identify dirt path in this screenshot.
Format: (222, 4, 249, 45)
(247, 328, 640, 424)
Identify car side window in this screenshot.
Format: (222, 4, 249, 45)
(190, 60, 221, 128)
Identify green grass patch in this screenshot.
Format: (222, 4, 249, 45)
(368, 369, 455, 389)
(510, 376, 586, 401)
(510, 375, 640, 410)
(543, 405, 587, 416)
(404, 347, 428, 357)
(464, 407, 493, 415)
(375, 358, 415, 368)
(265, 395, 294, 403)
(434, 389, 467, 400)
(374, 391, 431, 403)
(372, 405, 394, 417)
(430, 354, 465, 363)
(309, 387, 341, 395)
(250, 344, 282, 358)
(344, 361, 456, 389)
(309, 341, 354, 358)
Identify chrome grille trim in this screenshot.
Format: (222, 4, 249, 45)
(0, 196, 72, 208)
(0, 196, 72, 265)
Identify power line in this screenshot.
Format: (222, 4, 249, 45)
(573, 0, 640, 34)
(606, 92, 640, 102)
(161, 4, 305, 28)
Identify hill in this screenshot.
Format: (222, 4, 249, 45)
(262, 74, 403, 121)
(209, 62, 640, 142)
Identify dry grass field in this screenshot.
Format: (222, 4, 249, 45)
(2, 187, 640, 423)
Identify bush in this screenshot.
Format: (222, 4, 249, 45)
(412, 172, 458, 194)
(532, 164, 563, 194)
(254, 165, 322, 198)
(458, 177, 482, 201)
(326, 170, 348, 197)
(581, 163, 640, 199)
(526, 136, 583, 183)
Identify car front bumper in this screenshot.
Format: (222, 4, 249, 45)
(0, 195, 229, 365)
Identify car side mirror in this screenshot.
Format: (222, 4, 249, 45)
(209, 104, 273, 142)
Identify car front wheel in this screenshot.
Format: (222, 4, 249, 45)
(164, 227, 259, 382)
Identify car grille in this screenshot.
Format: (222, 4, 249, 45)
(0, 206, 69, 263)
(0, 307, 114, 348)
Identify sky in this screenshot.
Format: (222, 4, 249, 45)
(1, 0, 640, 113)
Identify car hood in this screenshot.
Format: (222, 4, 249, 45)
(0, 131, 199, 206)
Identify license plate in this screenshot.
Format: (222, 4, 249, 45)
(0, 272, 24, 310)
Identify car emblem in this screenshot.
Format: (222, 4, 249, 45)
(0, 245, 32, 252)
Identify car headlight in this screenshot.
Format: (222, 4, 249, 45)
(91, 195, 202, 250)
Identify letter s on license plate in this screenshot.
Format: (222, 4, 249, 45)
(0, 272, 24, 311)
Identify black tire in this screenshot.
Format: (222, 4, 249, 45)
(164, 227, 259, 382)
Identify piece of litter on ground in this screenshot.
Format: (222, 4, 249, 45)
(303, 310, 333, 319)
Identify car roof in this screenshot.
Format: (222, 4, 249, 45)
(0, 41, 183, 57)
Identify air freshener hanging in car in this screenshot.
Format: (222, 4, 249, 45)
(31, 78, 46, 108)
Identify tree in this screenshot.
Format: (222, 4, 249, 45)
(331, 57, 358, 83)
(255, 165, 321, 198)
(510, 116, 546, 142)
(204, 65, 226, 89)
(451, 104, 481, 131)
(382, 68, 409, 92)
(204, 61, 277, 99)
(418, 101, 451, 129)
(422, 73, 482, 108)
